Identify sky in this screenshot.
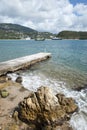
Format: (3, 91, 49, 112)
(70, 0, 87, 5)
(0, 0, 87, 33)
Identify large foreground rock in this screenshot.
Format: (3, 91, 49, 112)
(17, 86, 77, 129)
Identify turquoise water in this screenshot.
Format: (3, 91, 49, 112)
(0, 39, 87, 130)
(0, 39, 87, 88)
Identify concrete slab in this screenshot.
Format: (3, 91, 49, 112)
(0, 53, 51, 76)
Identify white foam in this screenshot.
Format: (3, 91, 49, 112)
(70, 112, 87, 130)
(21, 72, 66, 93)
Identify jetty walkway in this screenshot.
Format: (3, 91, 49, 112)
(0, 53, 51, 76)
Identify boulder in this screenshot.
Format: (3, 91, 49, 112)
(15, 76, 22, 83)
(17, 86, 77, 129)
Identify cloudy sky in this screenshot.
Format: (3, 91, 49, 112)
(0, 0, 87, 33)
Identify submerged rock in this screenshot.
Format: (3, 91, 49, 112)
(17, 86, 77, 129)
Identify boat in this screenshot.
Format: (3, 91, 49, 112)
(25, 37, 31, 40)
(52, 37, 62, 40)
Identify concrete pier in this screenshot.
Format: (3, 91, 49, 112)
(0, 53, 51, 76)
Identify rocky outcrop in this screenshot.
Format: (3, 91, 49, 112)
(17, 86, 77, 130)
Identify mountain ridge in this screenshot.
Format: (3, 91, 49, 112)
(0, 23, 37, 33)
(0, 23, 38, 39)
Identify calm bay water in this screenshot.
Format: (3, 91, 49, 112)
(0, 39, 87, 130)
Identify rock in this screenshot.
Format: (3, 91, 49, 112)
(17, 86, 77, 129)
(43, 123, 73, 130)
(56, 94, 78, 113)
(0, 89, 9, 98)
(19, 92, 41, 124)
(35, 86, 59, 111)
(6, 124, 19, 130)
(15, 76, 22, 83)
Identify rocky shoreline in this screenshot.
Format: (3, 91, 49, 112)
(0, 75, 78, 130)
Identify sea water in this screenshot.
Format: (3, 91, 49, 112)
(0, 39, 87, 130)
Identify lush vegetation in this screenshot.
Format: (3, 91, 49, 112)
(57, 31, 87, 40)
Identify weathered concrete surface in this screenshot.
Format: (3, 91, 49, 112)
(0, 53, 51, 76)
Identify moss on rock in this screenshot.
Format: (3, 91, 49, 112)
(0, 89, 9, 98)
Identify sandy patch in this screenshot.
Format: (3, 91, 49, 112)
(0, 79, 30, 129)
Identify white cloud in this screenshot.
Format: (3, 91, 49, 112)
(0, 0, 87, 33)
(74, 3, 87, 15)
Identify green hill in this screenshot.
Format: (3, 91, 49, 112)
(0, 23, 37, 39)
(57, 31, 87, 40)
(0, 23, 54, 39)
(0, 23, 36, 32)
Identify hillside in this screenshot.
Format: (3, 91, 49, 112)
(0, 23, 36, 33)
(57, 31, 87, 40)
(0, 23, 37, 39)
(0, 23, 54, 39)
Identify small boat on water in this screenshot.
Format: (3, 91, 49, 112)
(25, 37, 31, 40)
(52, 37, 62, 40)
